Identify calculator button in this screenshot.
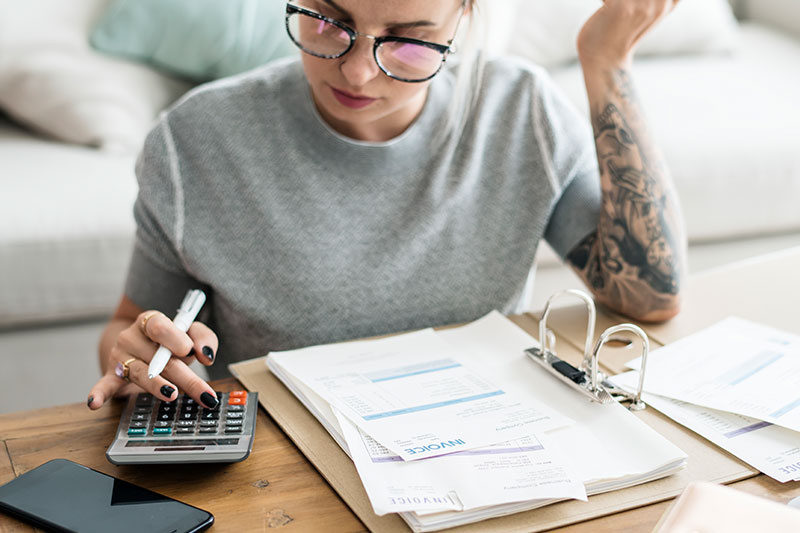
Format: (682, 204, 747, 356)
(200, 411, 220, 420)
(224, 419, 243, 426)
(229, 390, 247, 398)
(129, 421, 147, 428)
(179, 412, 197, 420)
(154, 420, 172, 428)
(226, 404, 244, 412)
(224, 426, 243, 434)
(128, 428, 146, 436)
(131, 413, 149, 422)
(225, 411, 243, 419)
(176, 427, 195, 434)
(200, 420, 219, 427)
(199, 427, 218, 434)
(183, 397, 196, 405)
(158, 405, 176, 413)
(153, 427, 172, 435)
(157, 413, 176, 421)
(177, 420, 196, 427)
(135, 394, 153, 406)
(228, 397, 246, 406)
(134, 406, 151, 414)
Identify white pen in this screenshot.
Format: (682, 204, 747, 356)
(147, 289, 207, 379)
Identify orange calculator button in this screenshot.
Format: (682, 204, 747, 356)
(229, 390, 247, 398)
(228, 396, 246, 405)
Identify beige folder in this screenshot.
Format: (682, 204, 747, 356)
(230, 313, 756, 533)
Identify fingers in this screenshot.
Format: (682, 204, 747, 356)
(126, 357, 180, 402)
(87, 372, 123, 410)
(88, 311, 221, 411)
(187, 321, 219, 367)
(139, 311, 194, 359)
(161, 355, 219, 409)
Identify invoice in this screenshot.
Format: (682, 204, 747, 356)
(624, 317, 800, 433)
(336, 409, 586, 515)
(269, 328, 572, 460)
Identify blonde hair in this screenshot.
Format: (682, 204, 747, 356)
(445, 0, 487, 137)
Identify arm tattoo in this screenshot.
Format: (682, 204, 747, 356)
(567, 69, 685, 318)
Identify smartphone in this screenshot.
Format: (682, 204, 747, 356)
(0, 459, 213, 533)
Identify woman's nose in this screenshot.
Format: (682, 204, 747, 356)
(339, 35, 380, 87)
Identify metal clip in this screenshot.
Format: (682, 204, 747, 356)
(524, 289, 650, 410)
(594, 324, 650, 411)
(525, 290, 613, 403)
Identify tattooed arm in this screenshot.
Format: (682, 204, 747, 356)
(566, 1, 687, 322)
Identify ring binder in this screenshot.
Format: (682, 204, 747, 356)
(525, 289, 649, 410)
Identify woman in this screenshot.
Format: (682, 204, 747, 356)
(88, 0, 686, 410)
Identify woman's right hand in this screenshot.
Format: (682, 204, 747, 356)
(87, 310, 220, 410)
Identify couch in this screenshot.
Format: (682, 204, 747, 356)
(2, 0, 800, 329)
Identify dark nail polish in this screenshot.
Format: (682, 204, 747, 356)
(161, 385, 175, 398)
(202, 345, 215, 363)
(201, 391, 219, 409)
(187, 347, 196, 357)
(87, 396, 94, 407)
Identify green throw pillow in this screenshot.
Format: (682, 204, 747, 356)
(90, 0, 297, 82)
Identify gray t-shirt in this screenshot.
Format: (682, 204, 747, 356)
(125, 56, 601, 379)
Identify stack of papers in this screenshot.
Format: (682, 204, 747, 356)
(611, 317, 800, 483)
(267, 312, 687, 532)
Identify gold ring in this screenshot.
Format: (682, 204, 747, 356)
(115, 357, 137, 382)
(139, 311, 158, 337)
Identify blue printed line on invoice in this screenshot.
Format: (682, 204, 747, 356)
(362, 390, 505, 420)
(723, 350, 784, 386)
(370, 362, 462, 383)
(770, 397, 800, 419)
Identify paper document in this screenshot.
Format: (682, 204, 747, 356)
(336, 409, 586, 516)
(624, 317, 800, 433)
(611, 370, 800, 483)
(269, 328, 571, 460)
(264, 312, 687, 532)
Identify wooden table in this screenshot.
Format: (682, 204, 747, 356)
(3, 247, 800, 531)
(0, 379, 365, 532)
(4, 376, 799, 532)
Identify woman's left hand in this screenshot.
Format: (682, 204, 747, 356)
(577, 0, 679, 68)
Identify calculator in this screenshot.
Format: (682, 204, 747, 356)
(106, 390, 258, 465)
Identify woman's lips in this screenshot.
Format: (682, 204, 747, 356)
(331, 87, 377, 109)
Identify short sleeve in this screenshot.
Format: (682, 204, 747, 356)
(124, 117, 200, 313)
(531, 71, 602, 260)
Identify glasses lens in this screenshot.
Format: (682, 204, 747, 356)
(377, 41, 445, 81)
(287, 12, 351, 58)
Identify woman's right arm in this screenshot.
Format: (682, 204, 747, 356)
(88, 294, 221, 410)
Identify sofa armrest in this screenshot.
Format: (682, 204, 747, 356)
(740, 0, 800, 39)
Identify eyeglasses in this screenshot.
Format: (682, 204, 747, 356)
(285, 3, 464, 83)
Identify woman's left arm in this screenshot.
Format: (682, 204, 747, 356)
(566, 0, 688, 322)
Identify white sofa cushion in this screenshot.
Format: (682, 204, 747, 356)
(505, 0, 739, 69)
(0, 0, 189, 151)
(0, 118, 136, 326)
(548, 23, 800, 242)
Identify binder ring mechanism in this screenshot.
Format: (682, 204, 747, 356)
(524, 289, 649, 411)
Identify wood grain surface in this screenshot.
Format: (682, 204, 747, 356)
(0, 380, 366, 532)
